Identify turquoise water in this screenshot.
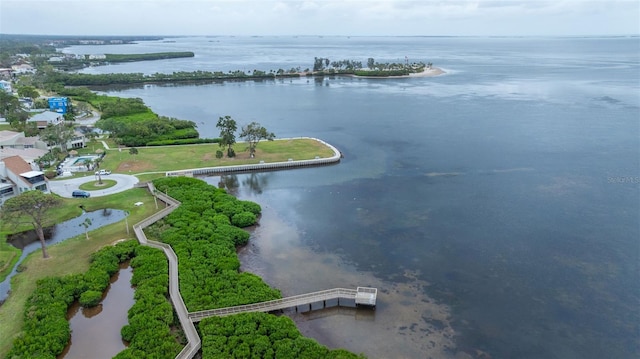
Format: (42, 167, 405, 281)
(72, 155, 99, 165)
(71, 36, 639, 359)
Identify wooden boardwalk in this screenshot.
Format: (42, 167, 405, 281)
(133, 184, 376, 359)
(189, 287, 377, 322)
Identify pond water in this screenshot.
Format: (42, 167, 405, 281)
(0, 209, 128, 303)
(58, 262, 134, 359)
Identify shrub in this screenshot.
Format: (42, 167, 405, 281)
(215, 150, 224, 158)
(231, 211, 257, 228)
(79, 290, 102, 307)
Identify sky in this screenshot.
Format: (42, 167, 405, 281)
(1, 0, 638, 37)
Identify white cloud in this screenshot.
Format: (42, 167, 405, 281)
(1, 0, 638, 36)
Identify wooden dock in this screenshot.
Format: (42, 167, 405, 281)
(133, 184, 377, 359)
(189, 286, 377, 322)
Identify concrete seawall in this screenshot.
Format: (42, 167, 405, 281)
(165, 137, 341, 177)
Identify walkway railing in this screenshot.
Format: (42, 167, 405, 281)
(165, 137, 341, 177)
(189, 288, 359, 321)
(132, 176, 375, 359)
(132, 184, 201, 359)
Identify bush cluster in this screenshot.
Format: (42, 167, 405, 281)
(152, 177, 279, 312)
(7, 240, 139, 358)
(153, 177, 365, 358)
(147, 138, 220, 146)
(114, 245, 182, 359)
(200, 312, 366, 359)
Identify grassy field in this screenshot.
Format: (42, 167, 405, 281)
(0, 237, 20, 283)
(0, 188, 158, 357)
(0, 136, 338, 355)
(79, 179, 117, 191)
(100, 138, 336, 174)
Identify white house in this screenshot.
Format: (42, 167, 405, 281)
(0, 155, 49, 206)
(0, 130, 48, 150)
(0, 80, 12, 93)
(27, 111, 64, 129)
(11, 64, 35, 74)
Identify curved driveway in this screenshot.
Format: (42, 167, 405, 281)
(48, 174, 139, 198)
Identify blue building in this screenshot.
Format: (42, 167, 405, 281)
(48, 97, 69, 114)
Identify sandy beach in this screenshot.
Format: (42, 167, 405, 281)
(409, 66, 446, 77)
(344, 66, 446, 79)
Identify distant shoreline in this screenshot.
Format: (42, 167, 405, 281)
(343, 67, 446, 79)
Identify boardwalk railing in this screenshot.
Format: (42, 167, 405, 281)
(165, 137, 341, 177)
(132, 181, 375, 359)
(189, 288, 360, 322)
(132, 184, 201, 359)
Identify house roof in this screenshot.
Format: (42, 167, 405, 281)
(27, 111, 63, 123)
(0, 130, 22, 144)
(2, 155, 33, 186)
(0, 147, 48, 162)
(15, 136, 38, 146)
(20, 170, 43, 178)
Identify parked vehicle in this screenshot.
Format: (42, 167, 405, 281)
(95, 169, 111, 175)
(72, 190, 91, 198)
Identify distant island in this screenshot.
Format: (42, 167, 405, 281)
(44, 56, 443, 86)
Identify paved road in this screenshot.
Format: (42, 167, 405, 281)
(48, 174, 139, 198)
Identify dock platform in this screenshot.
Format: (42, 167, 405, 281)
(188, 286, 377, 322)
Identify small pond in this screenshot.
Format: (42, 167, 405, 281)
(58, 262, 135, 359)
(0, 209, 128, 303)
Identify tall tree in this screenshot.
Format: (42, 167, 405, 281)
(79, 218, 92, 240)
(239, 122, 275, 158)
(0, 91, 28, 124)
(40, 122, 76, 154)
(16, 85, 39, 100)
(216, 115, 237, 157)
(1, 191, 63, 258)
(129, 147, 138, 161)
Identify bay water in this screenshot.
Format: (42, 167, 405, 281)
(64, 36, 639, 359)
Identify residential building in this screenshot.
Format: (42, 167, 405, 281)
(48, 97, 70, 114)
(0, 130, 48, 150)
(11, 64, 35, 74)
(0, 79, 12, 93)
(0, 155, 49, 205)
(27, 111, 64, 129)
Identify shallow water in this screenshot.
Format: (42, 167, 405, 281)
(0, 209, 128, 302)
(72, 36, 639, 358)
(59, 263, 134, 359)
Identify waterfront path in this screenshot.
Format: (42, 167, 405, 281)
(189, 287, 376, 321)
(132, 184, 376, 359)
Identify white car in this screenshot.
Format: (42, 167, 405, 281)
(95, 169, 111, 175)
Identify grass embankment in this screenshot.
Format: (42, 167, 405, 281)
(101, 138, 335, 175)
(0, 188, 158, 357)
(0, 236, 20, 282)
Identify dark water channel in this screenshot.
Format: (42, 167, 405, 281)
(58, 262, 134, 359)
(0, 209, 128, 303)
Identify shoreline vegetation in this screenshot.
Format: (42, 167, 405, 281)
(0, 38, 432, 358)
(47, 66, 445, 86)
(44, 54, 443, 86)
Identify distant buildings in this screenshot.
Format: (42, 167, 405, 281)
(48, 97, 70, 114)
(27, 111, 64, 129)
(0, 80, 12, 93)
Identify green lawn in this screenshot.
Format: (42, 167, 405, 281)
(0, 137, 339, 356)
(0, 237, 20, 282)
(0, 188, 159, 357)
(100, 138, 336, 174)
(79, 179, 117, 191)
